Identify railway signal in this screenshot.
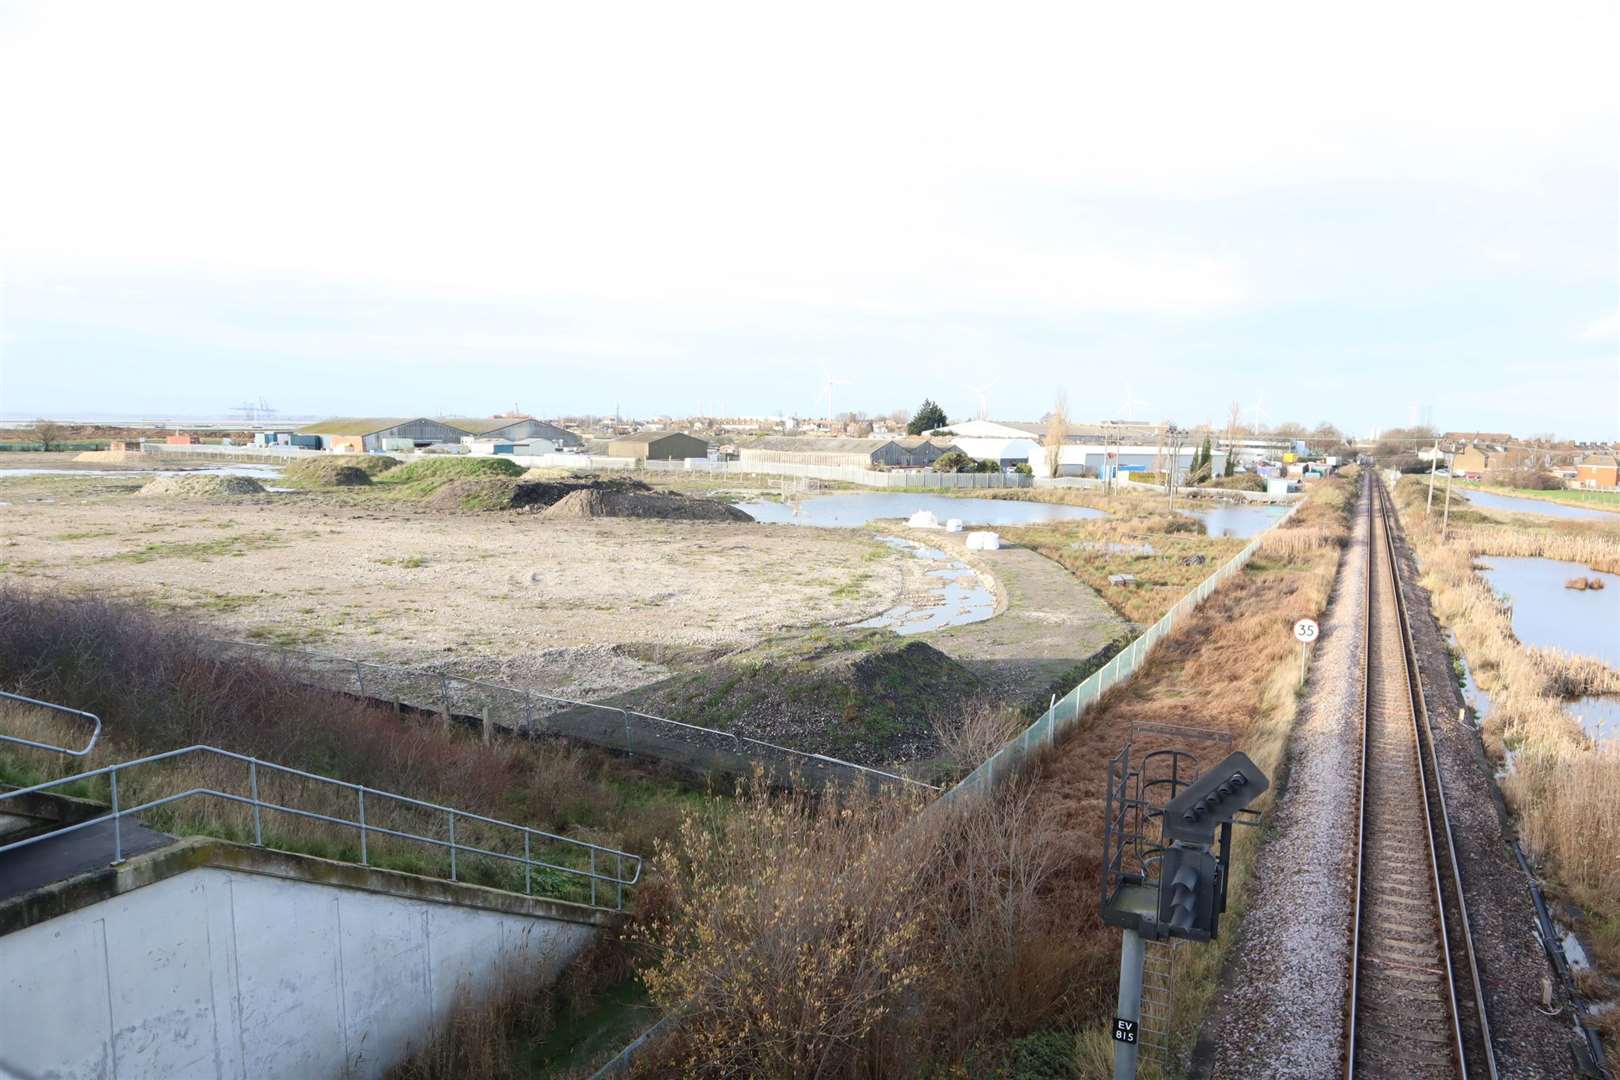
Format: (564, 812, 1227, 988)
(1101, 739, 1271, 1079)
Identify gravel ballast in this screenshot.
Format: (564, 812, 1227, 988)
(1193, 480, 1369, 1077)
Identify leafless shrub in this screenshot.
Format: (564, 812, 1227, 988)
(931, 697, 1025, 775)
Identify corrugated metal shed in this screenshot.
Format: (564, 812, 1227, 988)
(608, 431, 711, 460)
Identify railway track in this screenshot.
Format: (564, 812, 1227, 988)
(1347, 475, 1496, 1079)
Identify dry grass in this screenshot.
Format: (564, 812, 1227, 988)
(631, 772, 1086, 1078)
(930, 697, 1027, 778)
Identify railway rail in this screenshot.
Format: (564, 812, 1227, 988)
(1346, 475, 1496, 1079)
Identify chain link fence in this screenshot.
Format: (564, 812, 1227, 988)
(214, 641, 937, 794)
(938, 499, 1305, 806)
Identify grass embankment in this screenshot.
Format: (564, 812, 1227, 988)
(1391, 477, 1620, 1043)
(996, 490, 1249, 624)
(1460, 481, 1620, 513)
(625, 474, 1356, 1078)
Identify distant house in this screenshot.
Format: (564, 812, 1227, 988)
(608, 431, 711, 461)
(298, 418, 468, 453)
(1451, 444, 1527, 479)
(164, 433, 201, 445)
(1576, 454, 1618, 489)
(738, 436, 947, 469)
(442, 416, 584, 448)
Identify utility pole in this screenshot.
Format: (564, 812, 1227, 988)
(1441, 454, 1455, 540)
(1426, 438, 1439, 515)
(1166, 426, 1187, 515)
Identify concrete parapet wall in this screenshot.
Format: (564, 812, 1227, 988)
(0, 838, 611, 1080)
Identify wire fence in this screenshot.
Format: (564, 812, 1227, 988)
(213, 641, 938, 794)
(936, 499, 1306, 806)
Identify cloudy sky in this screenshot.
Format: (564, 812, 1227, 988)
(1, 1, 1615, 436)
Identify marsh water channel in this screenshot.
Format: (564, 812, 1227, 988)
(1461, 488, 1620, 523)
(1179, 504, 1287, 538)
(1478, 555, 1620, 742)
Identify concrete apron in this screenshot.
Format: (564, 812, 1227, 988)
(0, 836, 620, 1080)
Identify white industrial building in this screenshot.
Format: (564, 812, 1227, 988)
(1029, 443, 1228, 479)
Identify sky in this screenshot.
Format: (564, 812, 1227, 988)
(1, 1, 1616, 438)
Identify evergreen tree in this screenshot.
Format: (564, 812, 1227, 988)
(907, 399, 948, 435)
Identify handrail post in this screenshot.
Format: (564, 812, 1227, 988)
(615, 852, 624, 911)
(249, 759, 263, 846)
(358, 788, 368, 865)
(590, 848, 598, 908)
(524, 832, 531, 895)
(109, 770, 123, 864)
(448, 811, 457, 881)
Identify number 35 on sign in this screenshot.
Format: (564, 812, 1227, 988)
(1293, 618, 1319, 644)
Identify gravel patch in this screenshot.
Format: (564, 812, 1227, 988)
(1194, 480, 1369, 1078)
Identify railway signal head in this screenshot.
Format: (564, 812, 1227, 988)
(1161, 751, 1270, 845)
(1157, 846, 1220, 941)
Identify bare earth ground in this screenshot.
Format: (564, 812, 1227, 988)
(0, 476, 906, 697)
(901, 527, 1131, 705)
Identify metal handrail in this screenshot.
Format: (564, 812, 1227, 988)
(0, 690, 102, 757)
(0, 743, 641, 911)
(215, 640, 940, 792)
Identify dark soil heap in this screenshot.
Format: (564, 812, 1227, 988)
(630, 634, 981, 765)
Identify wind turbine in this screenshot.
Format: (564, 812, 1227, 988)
(966, 381, 996, 421)
(1120, 385, 1150, 422)
(820, 366, 851, 425)
(1248, 392, 1270, 432)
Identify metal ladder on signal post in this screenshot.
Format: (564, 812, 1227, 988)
(1138, 935, 1178, 1066)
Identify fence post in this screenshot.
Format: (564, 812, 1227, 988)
(440, 675, 452, 726)
(354, 661, 366, 698)
(481, 705, 492, 744)
(249, 759, 263, 846)
(357, 788, 368, 865)
(621, 709, 632, 753)
(524, 690, 534, 734)
(109, 770, 123, 865)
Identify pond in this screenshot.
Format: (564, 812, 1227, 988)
(850, 536, 996, 635)
(735, 493, 1106, 528)
(1460, 488, 1620, 523)
(1476, 556, 1620, 669)
(1179, 504, 1287, 538)
(1565, 696, 1620, 744)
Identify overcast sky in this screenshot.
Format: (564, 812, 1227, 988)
(1, 1, 1615, 437)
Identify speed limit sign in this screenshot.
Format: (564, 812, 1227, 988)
(1293, 618, 1319, 644)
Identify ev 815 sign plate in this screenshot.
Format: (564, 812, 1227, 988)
(1112, 1017, 1138, 1043)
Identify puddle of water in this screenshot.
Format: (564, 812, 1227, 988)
(1178, 504, 1287, 538)
(1461, 488, 1620, 523)
(0, 465, 282, 480)
(1477, 556, 1620, 669)
(1564, 695, 1620, 744)
(736, 493, 1106, 528)
(1562, 926, 1591, 971)
(851, 535, 996, 635)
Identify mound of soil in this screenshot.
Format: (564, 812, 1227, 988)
(137, 475, 266, 497)
(541, 488, 752, 522)
(427, 475, 659, 512)
(285, 459, 375, 488)
(630, 636, 981, 765)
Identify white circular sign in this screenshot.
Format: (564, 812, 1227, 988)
(1293, 618, 1320, 644)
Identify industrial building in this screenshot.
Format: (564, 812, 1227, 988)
(1033, 443, 1228, 479)
(444, 417, 583, 448)
(738, 436, 948, 469)
(608, 431, 711, 461)
(298, 418, 469, 453)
